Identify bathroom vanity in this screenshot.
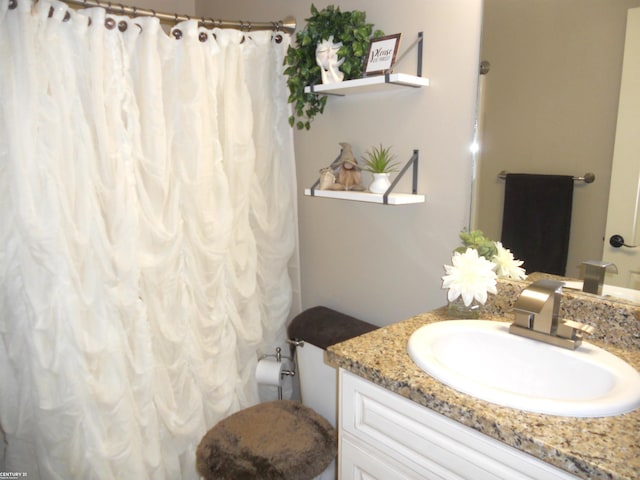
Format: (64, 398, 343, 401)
(325, 279, 640, 480)
(338, 370, 579, 479)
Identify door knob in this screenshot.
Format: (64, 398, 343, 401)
(609, 234, 638, 248)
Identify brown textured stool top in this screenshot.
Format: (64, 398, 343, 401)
(196, 400, 336, 480)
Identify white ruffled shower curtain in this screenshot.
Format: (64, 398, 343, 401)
(0, 0, 299, 478)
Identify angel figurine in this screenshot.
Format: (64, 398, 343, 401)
(315, 36, 345, 84)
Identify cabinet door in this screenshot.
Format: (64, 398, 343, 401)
(339, 370, 579, 480)
(340, 433, 442, 480)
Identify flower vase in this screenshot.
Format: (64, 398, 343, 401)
(369, 173, 391, 194)
(447, 297, 483, 319)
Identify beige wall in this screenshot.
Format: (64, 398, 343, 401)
(476, 0, 640, 278)
(193, 0, 482, 326)
(131, 0, 195, 15)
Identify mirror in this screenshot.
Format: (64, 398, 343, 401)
(472, 0, 640, 301)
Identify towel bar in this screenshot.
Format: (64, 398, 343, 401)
(497, 171, 595, 184)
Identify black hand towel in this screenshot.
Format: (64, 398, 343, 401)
(501, 173, 574, 276)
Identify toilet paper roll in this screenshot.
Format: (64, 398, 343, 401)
(256, 358, 284, 387)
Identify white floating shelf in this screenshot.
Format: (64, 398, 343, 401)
(304, 73, 430, 96)
(304, 189, 425, 205)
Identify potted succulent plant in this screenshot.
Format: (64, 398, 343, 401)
(362, 144, 400, 194)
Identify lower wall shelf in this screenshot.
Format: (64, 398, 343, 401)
(303, 189, 425, 205)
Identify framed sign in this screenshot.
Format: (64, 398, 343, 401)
(363, 33, 402, 76)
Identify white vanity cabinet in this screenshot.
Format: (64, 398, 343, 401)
(338, 369, 579, 480)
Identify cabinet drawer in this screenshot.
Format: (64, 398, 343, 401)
(339, 370, 578, 480)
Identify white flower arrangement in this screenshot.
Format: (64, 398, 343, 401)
(492, 241, 526, 279)
(442, 248, 497, 306)
(442, 230, 526, 307)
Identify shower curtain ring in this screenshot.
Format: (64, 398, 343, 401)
(119, 3, 124, 15)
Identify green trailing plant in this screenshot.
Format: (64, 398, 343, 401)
(455, 230, 498, 260)
(284, 4, 384, 130)
(362, 144, 400, 173)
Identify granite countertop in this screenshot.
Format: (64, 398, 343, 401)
(325, 286, 640, 480)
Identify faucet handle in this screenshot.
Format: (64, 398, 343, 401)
(555, 319, 594, 347)
(561, 319, 595, 335)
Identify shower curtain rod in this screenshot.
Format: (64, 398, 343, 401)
(61, 0, 297, 34)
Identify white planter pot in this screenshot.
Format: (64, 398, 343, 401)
(368, 173, 391, 194)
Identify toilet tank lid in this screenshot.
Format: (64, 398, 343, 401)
(287, 306, 378, 350)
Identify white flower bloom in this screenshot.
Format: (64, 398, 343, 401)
(442, 248, 497, 306)
(492, 242, 527, 280)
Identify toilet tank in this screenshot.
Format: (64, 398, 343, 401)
(288, 306, 378, 428)
(295, 342, 338, 426)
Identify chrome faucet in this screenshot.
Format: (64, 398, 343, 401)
(581, 260, 618, 295)
(509, 279, 595, 349)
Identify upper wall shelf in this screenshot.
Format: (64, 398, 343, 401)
(303, 73, 429, 96)
(304, 32, 428, 97)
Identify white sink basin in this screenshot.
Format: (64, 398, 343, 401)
(407, 320, 640, 417)
(562, 280, 640, 304)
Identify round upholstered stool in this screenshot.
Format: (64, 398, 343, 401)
(196, 400, 337, 480)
